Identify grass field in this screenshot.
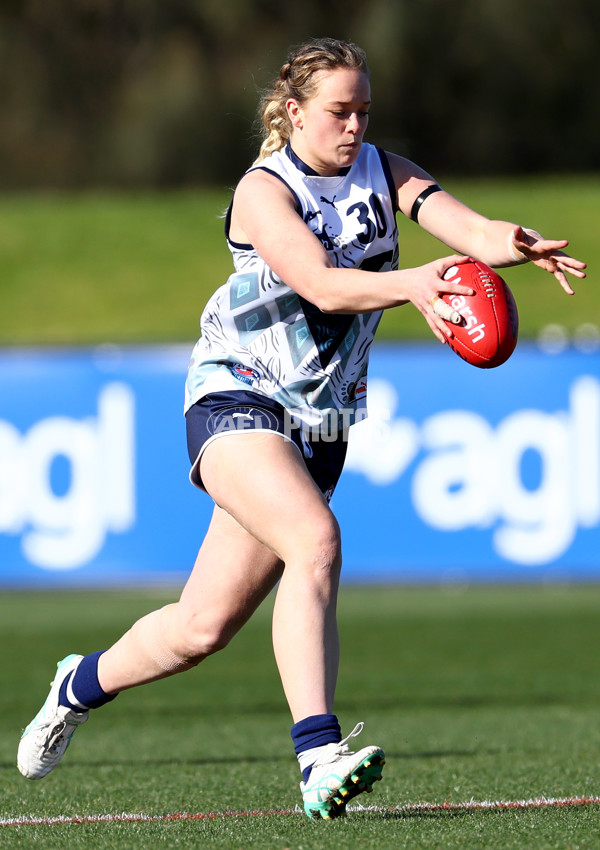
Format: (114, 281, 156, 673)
(0, 174, 597, 346)
(2, 585, 600, 849)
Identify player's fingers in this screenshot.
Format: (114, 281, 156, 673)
(448, 254, 472, 266)
(426, 314, 450, 343)
(419, 301, 451, 342)
(526, 238, 568, 253)
(439, 257, 475, 296)
(567, 266, 587, 279)
(431, 295, 462, 324)
(556, 256, 587, 275)
(528, 242, 586, 270)
(555, 267, 575, 295)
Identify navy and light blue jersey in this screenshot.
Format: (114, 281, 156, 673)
(185, 141, 399, 432)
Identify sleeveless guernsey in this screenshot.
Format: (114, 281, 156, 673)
(184, 142, 399, 433)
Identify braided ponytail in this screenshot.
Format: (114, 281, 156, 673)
(253, 38, 369, 165)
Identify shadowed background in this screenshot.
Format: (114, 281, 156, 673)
(1, 0, 598, 190)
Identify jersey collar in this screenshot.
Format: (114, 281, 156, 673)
(285, 142, 351, 177)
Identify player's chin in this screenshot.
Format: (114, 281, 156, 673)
(338, 142, 362, 164)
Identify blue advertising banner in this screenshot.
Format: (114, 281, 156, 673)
(0, 343, 598, 586)
(339, 345, 600, 583)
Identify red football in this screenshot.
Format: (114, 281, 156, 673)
(441, 259, 519, 368)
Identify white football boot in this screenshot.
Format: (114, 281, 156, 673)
(300, 722, 385, 819)
(17, 654, 89, 779)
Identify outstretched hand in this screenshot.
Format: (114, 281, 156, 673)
(512, 225, 587, 295)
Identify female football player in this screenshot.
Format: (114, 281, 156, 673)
(18, 37, 586, 819)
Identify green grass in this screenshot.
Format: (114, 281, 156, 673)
(0, 191, 230, 345)
(2, 585, 600, 848)
(0, 174, 597, 346)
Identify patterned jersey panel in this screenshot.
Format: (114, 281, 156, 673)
(185, 143, 399, 431)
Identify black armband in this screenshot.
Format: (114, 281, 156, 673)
(410, 184, 442, 223)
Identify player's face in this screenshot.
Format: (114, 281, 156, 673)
(287, 67, 371, 176)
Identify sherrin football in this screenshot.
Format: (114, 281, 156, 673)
(441, 259, 519, 368)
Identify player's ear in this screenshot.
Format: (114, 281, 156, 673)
(286, 98, 303, 130)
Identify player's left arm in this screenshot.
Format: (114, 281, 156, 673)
(387, 152, 587, 294)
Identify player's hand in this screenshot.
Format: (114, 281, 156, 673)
(511, 225, 587, 295)
(404, 255, 474, 344)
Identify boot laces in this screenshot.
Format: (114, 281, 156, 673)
(328, 722, 364, 759)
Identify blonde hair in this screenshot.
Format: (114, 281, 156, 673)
(253, 37, 369, 165)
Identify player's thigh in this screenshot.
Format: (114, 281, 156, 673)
(199, 432, 340, 564)
(174, 504, 283, 644)
(166, 500, 283, 654)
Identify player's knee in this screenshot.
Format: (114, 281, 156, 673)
(173, 612, 239, 663)
(302, 512, 342, 581)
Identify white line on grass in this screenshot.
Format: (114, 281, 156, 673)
(2, 796, 600, 827)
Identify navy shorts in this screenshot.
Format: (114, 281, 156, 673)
(185, 390, 348, 501)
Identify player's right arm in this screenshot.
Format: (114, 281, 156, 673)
(230, 168, 473, 342)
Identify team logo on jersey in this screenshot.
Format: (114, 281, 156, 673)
(348, 378, 368, 403)
(230, 364, 260, 386)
